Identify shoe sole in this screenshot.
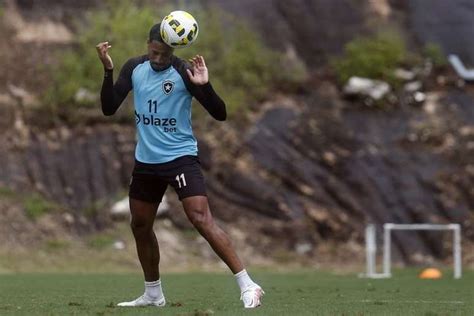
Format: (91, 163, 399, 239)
(117, 299, 166, 307)
(117, 302, 165, 307)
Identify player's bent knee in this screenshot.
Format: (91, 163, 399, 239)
(188, 209, 213, 230)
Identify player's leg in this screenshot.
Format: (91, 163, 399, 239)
(129, 198, 160, 281)
(168, 156, 244, 272)
(181, 196, 264, 308)
(169, 156, 264, 308)
(118, 174, 167, 307)
(182, 195, 243, 273)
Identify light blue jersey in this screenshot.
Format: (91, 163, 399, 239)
(132, 61, 196, 163)
(100, 54, 226, 164)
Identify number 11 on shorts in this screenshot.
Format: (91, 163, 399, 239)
(176, 173, 187, 188)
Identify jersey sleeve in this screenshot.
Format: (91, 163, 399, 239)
(173, 57, 227, 121)
(100, 57, 140, 116)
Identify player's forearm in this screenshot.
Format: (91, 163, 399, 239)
(199, 82, 227, 121)
(100, 69, 122, 116)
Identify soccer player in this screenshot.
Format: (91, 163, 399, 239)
(96, 23, 264, 308)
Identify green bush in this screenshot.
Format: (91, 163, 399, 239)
(87, 234, 114, 249)
(44, 1, 295, 118)
(45, 239, 70, 251)
(176, 11, 283, 114)
(423, 42, 447, 67)
(24, 194, 55, 220)
(332, 31, 407, 85)
(44, 0, 156, 114)
(0, 186, 15, 198)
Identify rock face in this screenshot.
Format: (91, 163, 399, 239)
(0, 126, 136, 211)
(2, 88, 472, 263)
(2, 0, 473, 265)
(223, 88, 473, 262)
(10, 0, 474, 65)
(206, 0, 369, 66)
(210, 0, 474, 66)
(405, 0, 474, 64)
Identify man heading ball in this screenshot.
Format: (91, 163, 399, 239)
(96, 22, 264, 308)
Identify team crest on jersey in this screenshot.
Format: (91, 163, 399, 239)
(162, 80, 175, 95)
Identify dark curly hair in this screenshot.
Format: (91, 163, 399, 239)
(149, 23, 164, 43)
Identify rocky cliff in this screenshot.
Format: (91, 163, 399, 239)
(1, 0, 473, 266)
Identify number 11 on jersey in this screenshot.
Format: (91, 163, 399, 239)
(148, 99, 158, 113)
(176, 173, 187, 188)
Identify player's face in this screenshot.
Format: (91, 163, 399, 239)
(148, 40, 173, 71)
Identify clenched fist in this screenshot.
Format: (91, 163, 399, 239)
(96, 41, 114, 70)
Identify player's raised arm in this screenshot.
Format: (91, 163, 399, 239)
(96, 41, 114, 70)
(96, 42, 132, 116)
(187, 55, 227, 121)
(186, 54, 208, 85)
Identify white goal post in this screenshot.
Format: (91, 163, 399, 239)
(363, 223, 462, 279)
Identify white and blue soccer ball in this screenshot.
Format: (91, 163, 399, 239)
(160, 10, 199, 48)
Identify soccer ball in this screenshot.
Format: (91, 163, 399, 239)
(160, 10, 199, 48)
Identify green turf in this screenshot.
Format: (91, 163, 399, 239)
(0, 270, 472, 315)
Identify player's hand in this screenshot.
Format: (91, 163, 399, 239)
(187, 55, 208, 85)
(96, 41, 114, 70)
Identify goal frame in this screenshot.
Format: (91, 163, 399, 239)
(363, 223, 462, 279)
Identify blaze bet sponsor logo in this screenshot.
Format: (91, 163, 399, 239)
(135, 98, 178, 132)
(135, 111, 177, 132)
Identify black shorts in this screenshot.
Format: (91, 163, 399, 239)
(129, 155, 207, 203)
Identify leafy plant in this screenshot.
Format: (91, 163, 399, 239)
(0, 186, 15, 198)
(87, 234, 114, 249)
(177, 11, 283, 114)
(45, 239, 70, 251)
(423, 42, 447, 67)
(332, 31, 407, 85)
(24, 194, 55, 220)
(44, 1, 300, 119)
(44, 0, 156, 115)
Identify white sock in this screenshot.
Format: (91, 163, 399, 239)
(234, 269, 257, 292)
(144, 279, 163, 300)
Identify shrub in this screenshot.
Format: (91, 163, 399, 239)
(177, 12, 281, 115)
(0, 186, 15, 198)
(45, 239, 70, 251)
(44, 1, 296, 118)
(24, 194, 55, 220)
(44, 0, 156, 115)
(332, 31, 407, 85)
(423, 42, 447, 67)
(87, 234, 114, 249)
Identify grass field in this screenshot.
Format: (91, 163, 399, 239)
(0, 270, 473, 315)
